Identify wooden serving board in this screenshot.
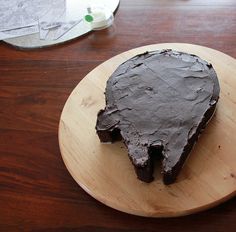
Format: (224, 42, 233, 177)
(59, 43, 236, 217)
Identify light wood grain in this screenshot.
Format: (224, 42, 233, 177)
(59, 43, 236, 217)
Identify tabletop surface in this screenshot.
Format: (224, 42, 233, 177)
(1, 0, 236, 231)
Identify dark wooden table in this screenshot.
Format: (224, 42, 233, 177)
(1, 0, 236, 231)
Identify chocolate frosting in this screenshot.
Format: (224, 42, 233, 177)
(96, 49, 220, 184)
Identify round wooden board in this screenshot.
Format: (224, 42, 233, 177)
(59, 43, 236, 217)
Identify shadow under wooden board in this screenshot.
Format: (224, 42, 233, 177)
(59, 43, 236, 217)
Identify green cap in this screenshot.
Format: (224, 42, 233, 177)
(84, 14, 94, 22)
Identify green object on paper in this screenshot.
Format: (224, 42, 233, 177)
(85, 15, 94, 22)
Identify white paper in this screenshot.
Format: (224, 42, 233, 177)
(0, 0, 89, 41)
(39, 0, 66, 40)
(0, 25, 39, 40)
(53, 19, 83, 40)
(38, 0, 84, 41)
(0, 0, 64, 32)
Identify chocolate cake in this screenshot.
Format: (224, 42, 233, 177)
(96, 49, 220, 185)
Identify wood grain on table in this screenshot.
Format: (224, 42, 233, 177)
(1, 0, 236, 231)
